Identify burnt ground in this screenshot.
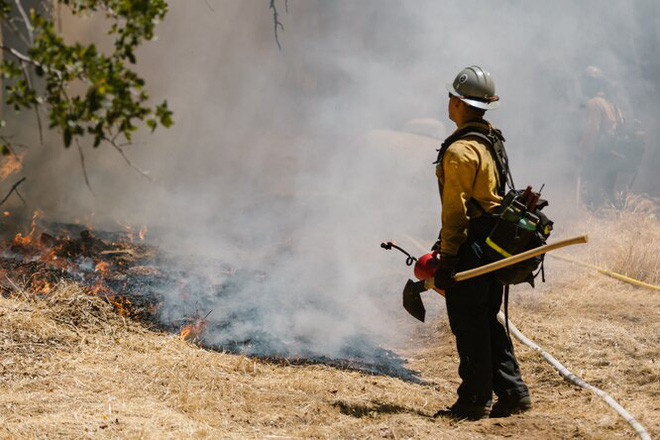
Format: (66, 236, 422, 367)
(0, 219, 425, 383)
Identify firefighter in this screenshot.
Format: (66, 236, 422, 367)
(432, 66, 531, 420)
(578, 66, 636, 206)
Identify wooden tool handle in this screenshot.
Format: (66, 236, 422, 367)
(455, 235, 589, 282)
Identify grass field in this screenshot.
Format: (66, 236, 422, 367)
(0, 201, 658, 439)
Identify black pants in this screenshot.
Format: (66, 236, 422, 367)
(444, 218, 529, 406)
(582, 150, 620, 206)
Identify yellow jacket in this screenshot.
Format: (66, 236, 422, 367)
(436, 121, 502, 255)
(579, 94, 623, 157)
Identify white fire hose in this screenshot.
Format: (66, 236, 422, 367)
(498, 313, 651, 440)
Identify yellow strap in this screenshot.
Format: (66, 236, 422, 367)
(485, 237, 512, 258)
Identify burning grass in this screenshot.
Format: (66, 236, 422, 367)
(0, 215, 423, 382)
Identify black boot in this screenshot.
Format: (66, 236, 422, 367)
(490, 395, 532, 418)
(434, 401, 492, 421)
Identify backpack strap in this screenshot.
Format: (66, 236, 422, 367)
(435, 125, 515, 196)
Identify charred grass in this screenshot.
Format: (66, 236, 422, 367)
(0, 197, 658, 439)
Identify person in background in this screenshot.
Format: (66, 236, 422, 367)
(579, 66, 644, 206)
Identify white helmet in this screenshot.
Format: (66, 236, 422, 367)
(446, 65, 500, 110)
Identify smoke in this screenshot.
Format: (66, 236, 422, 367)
(13, 1, 660, 362)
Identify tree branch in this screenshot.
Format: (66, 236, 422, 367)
(0, 45, 34, 65)
(13, 0, 34, 45)
(0, 176, 26, 206)
(56, 1, 62, 33)
(3, 17, 31, 47)
(33, 105, 44, 145)
(17, 59, 44, 145)
(0, 45, 66, 80)
(204, 0, 215, 12)
(107, 138, 152, 181)
(75, 139, 95, 196)
(269, 0, 284, 50)
(0, 135, 27, 158)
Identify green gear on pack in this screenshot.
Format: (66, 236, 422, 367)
(436, 125, 554, 286)
(446, 65, 500, 110)
(485, 185, 553, 286)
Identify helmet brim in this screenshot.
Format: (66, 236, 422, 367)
(446, 83, 499, 110)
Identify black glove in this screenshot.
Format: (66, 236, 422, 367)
(431, 239, 442, 254)
(434, 253, 459, 290)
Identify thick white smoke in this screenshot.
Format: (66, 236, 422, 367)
(14, 1, 660, 362)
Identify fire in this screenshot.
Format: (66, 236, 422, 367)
(13, 232, 30, 247)
(180, 313, 210, 341)
(89, 279, 103, 296)
(2, 210, 150, 322)
(180, 321, 205, 341)
(0, 153, 24, 181)
(32, 277, 54, 295)
(180, 324, 193, 340)
(95, 261, 110, 276)
(13, 210, 44, 247)
(43, 249, 57, 261)
(3, 211, 10, 217)
(138, 225, 147, 241)
(108, 295, 132, 317)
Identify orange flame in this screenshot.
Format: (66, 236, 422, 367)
(180, 325, 193, 340)
(109, 295, 132, 317)
(89, 279, 103, 296)
(32, 276, 54, 295)
(42, 249, 58, 262)
(138, 225, 147, 241)
(3, 211, 10, 217)
(13, 210, 43, 247)
(180, 318, 207, 341)
(0, 153, 24, 181)
(85, 262, 112, 296)
(95, 261, 110, 276)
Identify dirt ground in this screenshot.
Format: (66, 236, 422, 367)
(0, 207, 658, 439)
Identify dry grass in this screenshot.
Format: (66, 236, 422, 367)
(0, 284, 449, 439)
(573, 194, 660, 284)
(0, 199, 658, 439)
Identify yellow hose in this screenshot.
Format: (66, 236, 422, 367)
(549, 254, 660, 292)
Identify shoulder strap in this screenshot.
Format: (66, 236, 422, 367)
(435, 125, 514, 195)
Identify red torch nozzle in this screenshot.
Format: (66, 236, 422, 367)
(414, 253, 439, 281)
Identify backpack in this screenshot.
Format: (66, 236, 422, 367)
(609, 113, 645, 175)
(437, 125, 553, 286)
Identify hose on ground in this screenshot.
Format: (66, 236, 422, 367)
(499, 313, 651, 440)
(548, 253, 660, 291)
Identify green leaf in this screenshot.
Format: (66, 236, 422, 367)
(0, 0, 172, 151)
